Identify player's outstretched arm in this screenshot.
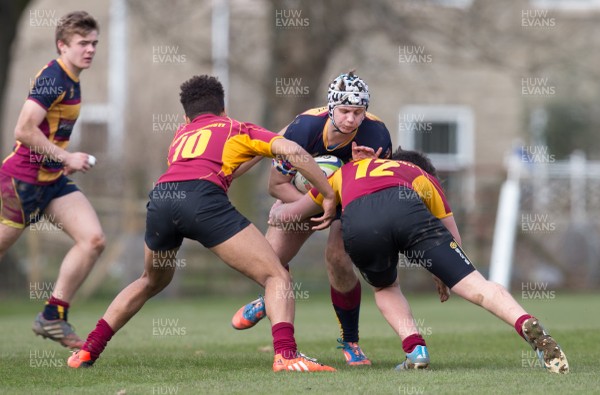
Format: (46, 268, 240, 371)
(268, 196, 323, 226)
(233, 125, 293, 181)
(232, 156, 263, 179)
(310, 195, 336, 231)
(268, 195, 335, 231)
(267, 124, 307, 202)
(268, 165, 305, 202)
(270, 139, 335, 227)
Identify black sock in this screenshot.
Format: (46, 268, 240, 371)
(333, 304, 360, 343)
(43, 303, 68, 321)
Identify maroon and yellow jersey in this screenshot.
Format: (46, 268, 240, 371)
(309, 158, 452, 219)
(1, 59, 81, 185)
(157, 113, 282, 191)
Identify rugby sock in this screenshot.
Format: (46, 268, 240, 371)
(514, 314, 534, 339)
(331, 281, 361, 343)
(82, 318, 115, 361)
(402, 333, 427, 353)
(272, 322, 297, 359)
(43, 296, 70, 321)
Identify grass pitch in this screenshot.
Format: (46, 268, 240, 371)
(0, 292, 598, 394)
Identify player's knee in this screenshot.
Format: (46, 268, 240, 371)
(267, 265, 292, 283)
(249, 258, 291, 287)
(143, 270, 172, 296)
(262, 270, 292, 293)
(325, 246, 350, 269)
(84, 231, 106, 255)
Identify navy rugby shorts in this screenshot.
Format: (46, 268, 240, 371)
(0, 173, 78, 229)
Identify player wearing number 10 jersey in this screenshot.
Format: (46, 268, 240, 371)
(156, 115, 279, 190)
(68, 75, 338, 372)
(270, 155, 570, 374)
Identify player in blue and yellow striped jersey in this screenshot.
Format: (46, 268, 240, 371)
(0, 11, 101, 350)
(269, 150, 569, 374)
(232, 72, 394, 365)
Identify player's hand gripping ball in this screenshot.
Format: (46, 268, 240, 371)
(292, 155, 343, 193)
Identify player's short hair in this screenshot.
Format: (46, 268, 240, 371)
(179, 75, 225, 119)
(55, 11, 99, 55)
(392, 147, 438, 177)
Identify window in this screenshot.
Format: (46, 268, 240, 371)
(397, 105, 475, 218)
(397, 105, 474, 171)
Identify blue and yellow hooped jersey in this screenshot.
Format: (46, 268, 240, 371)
(283, 106, 392, 162)
(1, 58, 81, 184)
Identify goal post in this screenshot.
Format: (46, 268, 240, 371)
(488, 154, 522, 288)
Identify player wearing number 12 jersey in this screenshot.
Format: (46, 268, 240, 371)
(68, 75, 338, 372)
(270, 154, 569, 374)
(232, 72, 399, 366)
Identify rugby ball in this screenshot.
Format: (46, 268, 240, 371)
(292, 155, 343, 193)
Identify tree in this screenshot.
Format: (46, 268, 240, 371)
(0, 0, 31, 291)
(0, 0, 31, 128)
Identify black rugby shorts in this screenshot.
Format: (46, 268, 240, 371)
(145, 180, 251, 250)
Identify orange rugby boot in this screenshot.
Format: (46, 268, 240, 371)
(273, 352, 336, 372)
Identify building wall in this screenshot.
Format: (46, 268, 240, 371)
(3, 0, 600, 291)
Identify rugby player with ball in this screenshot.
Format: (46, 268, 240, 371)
(232, 71, 439, 368)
